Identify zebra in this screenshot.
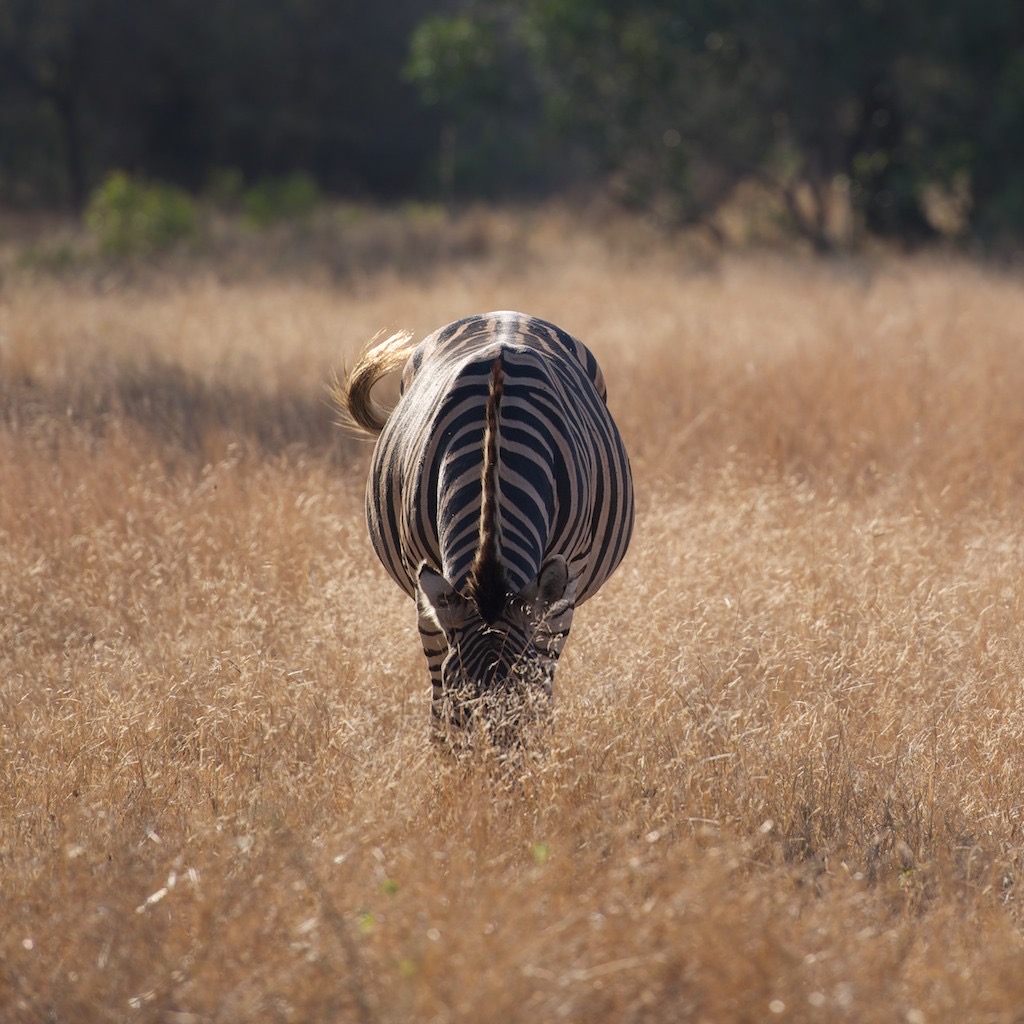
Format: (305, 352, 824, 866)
(335, 311, 634, 745)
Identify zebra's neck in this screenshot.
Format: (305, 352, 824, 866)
(466, 357, 508, 623)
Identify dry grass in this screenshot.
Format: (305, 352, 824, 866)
(2, 217, 1024, 1022)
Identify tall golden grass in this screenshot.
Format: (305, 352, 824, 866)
(2, 213, 1024, 1021)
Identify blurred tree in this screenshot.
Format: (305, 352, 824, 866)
(405, 0, 1024, 246)
(404, 8, 559, 197)
(406, 14, 502, 195)
(519, 1, 771, 227)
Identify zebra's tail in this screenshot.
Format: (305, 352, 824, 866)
(331, 329, 416, 436)
(466, 358, 507, 623)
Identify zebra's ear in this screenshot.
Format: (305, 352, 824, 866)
(418, 565, 473, 631)
(521, 555, 571, 609)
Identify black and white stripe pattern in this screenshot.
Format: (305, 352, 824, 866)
(338, 311, 634, 739)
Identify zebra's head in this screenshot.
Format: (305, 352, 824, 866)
(417, 555, 576, 736)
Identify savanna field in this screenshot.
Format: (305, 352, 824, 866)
(2, 209, 1024, 1022)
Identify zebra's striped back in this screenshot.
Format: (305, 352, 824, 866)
(338, 311, 633, 741)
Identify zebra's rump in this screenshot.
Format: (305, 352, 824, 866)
(364, 311, 633, 607)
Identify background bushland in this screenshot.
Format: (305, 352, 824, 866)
(2, 0, 1022, 247)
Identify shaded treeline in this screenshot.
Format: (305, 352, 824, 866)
(0, 0, 439, 207)
(2, 0, 1023, 246)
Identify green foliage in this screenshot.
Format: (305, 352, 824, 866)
(243, 173, 322, 227)
(84, 172, 198, 256)
(404, 11, 550, 195)
(405, 15, 501, 109)
(521, 2, 766, 223)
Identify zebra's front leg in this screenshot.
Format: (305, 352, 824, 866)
(416, 614, 474, 739)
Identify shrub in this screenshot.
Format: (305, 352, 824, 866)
(204, 167, 246, 211)
(243, 173, 322, 226)
(85, 171, 198, 256)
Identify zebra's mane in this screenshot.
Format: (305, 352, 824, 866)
(466, 357, 508, 623)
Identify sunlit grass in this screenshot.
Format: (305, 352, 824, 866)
(2, 223, 1024, 1021)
